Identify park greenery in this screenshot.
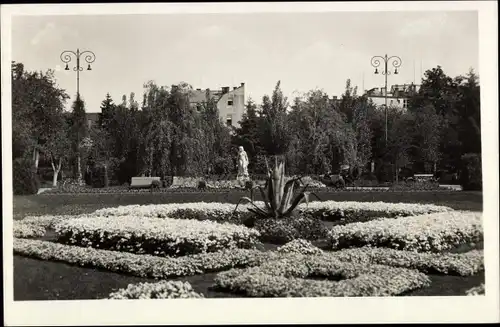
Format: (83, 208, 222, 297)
(11, 61, 482, 194)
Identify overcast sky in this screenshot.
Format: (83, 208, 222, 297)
(12, 11, 478, 113)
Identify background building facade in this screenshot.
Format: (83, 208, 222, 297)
(364, 83, 420, 110)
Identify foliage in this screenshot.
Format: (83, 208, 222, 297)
(460, 153, 482, 191)
(259, 81, 292, 156)
(234, 158, 321, 220)
(13, 157, 40, 195)
(255, 215, 328, 244)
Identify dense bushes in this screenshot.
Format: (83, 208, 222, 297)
(254, 215, 328, 244)
(13, 158, 40, 195)
(460, 153, 482, 191)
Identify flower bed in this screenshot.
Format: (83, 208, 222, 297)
(54, 216, 261, 256)
(93, 201, 453, 225)
(214, 254, 431, 297)
(327, 211, 483, 252)
(329, 247, 484, 276)
(108, 281, 204, 299)
(14, 238, 270, 278)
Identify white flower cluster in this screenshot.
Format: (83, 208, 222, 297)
(329, 247, 484, 276)
(108, 281, 204, 299)
(214, 254, 431, 297)
(13, 215, 79, 239)
(300, 201, 453, 220)
(14, 238, 270, 278)
(92, 200, 452, 224)
(327, 211, 483, 252)
(13, 221, 46, 238)
(276, 239, 323, 255)
(54, 216, 261, 256)
(465, 283, 485, 296)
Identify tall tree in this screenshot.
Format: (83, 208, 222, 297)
(69, 95, 88, 183)
(260, 81, 292, 157)
(11, 61, 70, 170)
(98, 93, 116, 130)
(233, 98, 263, 171)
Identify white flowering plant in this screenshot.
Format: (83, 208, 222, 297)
(327, 211, 482, 252)
(329, 247, 484, 276)
(13, 221, 47, 238)
(214, 254, 431, 297)
(276, 239, 323, 255)
(108, 281, 204, 299)
(13, 215, 80, 239)
(14, 238, 270, 278)
(54, 216, 261, 256)
(92, 200, 452, 225)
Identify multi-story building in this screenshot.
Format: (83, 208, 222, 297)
(364, 83, 420, 110)
(189, 82, 245, 128)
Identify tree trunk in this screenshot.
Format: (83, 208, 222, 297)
(103, 163, 109, 187)
(33, 147, 40, 172)
(51, 158, 62, 187)
(76, 154, 83, 184)
(395, 161, 399, 184)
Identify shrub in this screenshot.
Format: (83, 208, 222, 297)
(376, 162, 394, 183)
(460, 153, 482, 191)
(254, 215, 328, 244)
(13, 158, 40, 195)
(151, 180, 161, 190)
(198, 180, 207, 190)
(390, 180, 441, 191)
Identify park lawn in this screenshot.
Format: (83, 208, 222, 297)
(12, 190, 483, 300)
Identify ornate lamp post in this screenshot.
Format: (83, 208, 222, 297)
(60, 48, 96, 97)
(60, 48, 96, 184)
(370, 54, 402, 144)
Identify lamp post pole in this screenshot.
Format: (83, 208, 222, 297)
(59, 48, 96, 184)
(370, 54, 402, 145)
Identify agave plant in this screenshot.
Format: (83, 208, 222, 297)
(234, 156, 321, 219)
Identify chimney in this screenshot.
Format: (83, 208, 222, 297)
(240, 82, 245, 87)
(196, 88, 201, 91)
(233, 87, 238, 90)
(222, 86, 230, 94)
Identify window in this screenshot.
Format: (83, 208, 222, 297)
(403, 99, 408, 109)
(87, 119, 93, 129)
(226, 114, 232, 126)
(227, 99, 233, 106)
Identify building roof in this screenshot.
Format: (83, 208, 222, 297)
(86, 112, 100, 121)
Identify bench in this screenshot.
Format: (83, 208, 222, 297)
(130, 177, 161, 189)
(412, 174, 436, 182)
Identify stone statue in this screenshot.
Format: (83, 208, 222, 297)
(237, 146, 249, 180)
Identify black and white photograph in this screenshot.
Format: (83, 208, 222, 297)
(2, 2, 498, 325)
